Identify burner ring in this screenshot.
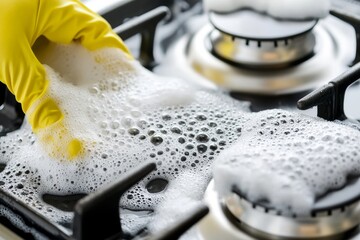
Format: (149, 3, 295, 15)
(222, 180, 360, 240)
(198, 180, 360, 239)
(208, 10, 318, 69)
(208, 29, 316, 70)
(209, 10, 318, 41)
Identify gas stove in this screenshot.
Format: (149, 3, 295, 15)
(154, 0, 360, 113)
(1, 0, 360, 240)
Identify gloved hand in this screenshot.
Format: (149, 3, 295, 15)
(0, 0, 132, 160)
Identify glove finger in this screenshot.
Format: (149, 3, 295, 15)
(38, 0, 131, 56)
(0, 37, 63, 131)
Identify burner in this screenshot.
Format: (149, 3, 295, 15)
(158, 14, 354, 94)
(197, 180, 360, 240)
(208, 10, 317, 69)
(209, 10, 317, 41)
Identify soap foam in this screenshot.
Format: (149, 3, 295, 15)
(0, 43, 249, 236)
(1, 42, 360, 238)
(214, 109, 360, 214)
(203, 0, 330, 20)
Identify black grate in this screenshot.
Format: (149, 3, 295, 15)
(297, 7, 360, 120)
(298, 62, 360, 120)
(0, 162, 208, 240)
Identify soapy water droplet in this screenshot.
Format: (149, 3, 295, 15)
(195, 114, 207, 121)
(170, 126, 182, 134)
(197, 144, 208, 154)
(150, 136, 163, 146)
(128, 128, 140, 136)
(196, 134, 209, 143)
(162, 114, 172, 121)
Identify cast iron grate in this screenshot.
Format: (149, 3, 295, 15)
(0, 162, 209, 240)
(298, 9, 360, 120)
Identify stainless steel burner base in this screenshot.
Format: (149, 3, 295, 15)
(196, 180, 255, 240)
(208, 10, 318, 69)
(224, 192, 360, 240)
(197, 181, 360, 240)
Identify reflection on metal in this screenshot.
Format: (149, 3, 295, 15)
(197, 181, 360, 240)
(210, 30, 316, 69)
(209, 10, 317, 41)
(224, 192, 360, 239)
(197, 180, 255, 240)
(208, 10, 318, 69)
(344, 80, 360, 120)
(0, 224, 23, 240)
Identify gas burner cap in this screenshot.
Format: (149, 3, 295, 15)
(208, 10, 318, 69)
(209, 10, 317, 41)
(222, 179, 360, 239)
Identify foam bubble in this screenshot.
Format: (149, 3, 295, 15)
(203, 0, 330, 19)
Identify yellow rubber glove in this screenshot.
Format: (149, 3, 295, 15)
(0, 0, 132, 160)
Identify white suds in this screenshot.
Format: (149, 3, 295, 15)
(0, 43, 248, 236)
(1, 43, 360, 239)
(214, 109, 360, 214)
(203, 0, 330, 19)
